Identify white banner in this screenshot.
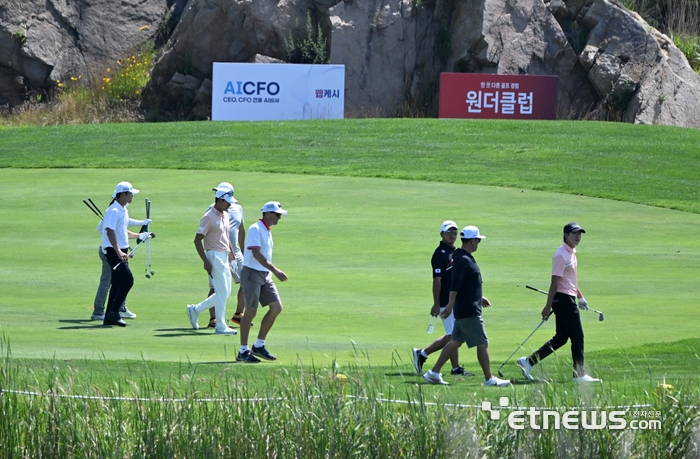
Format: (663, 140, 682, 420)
(212, 63, 345, 121)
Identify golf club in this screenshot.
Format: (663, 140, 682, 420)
(83, 199, 103, 220)
(112, 232, 155, 270)
(497, 319, 546, 377)
(87, 198, 104, 218)
(525, 285, 604, 321)
(143, 198, 155, 278)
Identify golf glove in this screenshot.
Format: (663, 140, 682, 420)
(578, 297, 588, 310)
(138, 232, 153, 241)
(140, 218, 153, 226)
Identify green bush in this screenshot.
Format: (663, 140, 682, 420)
(284, 11, 329, 64)
(672, 33, 700, 73)
(102, 42, 157, 101)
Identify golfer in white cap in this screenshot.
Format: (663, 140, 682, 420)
(186, 187, 238, 335)
(202, 182, 248, 329)
(237, 201, 288, 363)
(412, 220, 473, 377)
(423, 226, 510, 386)
(101, 181, 152, 327)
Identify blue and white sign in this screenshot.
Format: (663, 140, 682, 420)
(212, 63, 345, 121)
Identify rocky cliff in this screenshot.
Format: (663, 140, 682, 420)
(2, 0, 700, 127)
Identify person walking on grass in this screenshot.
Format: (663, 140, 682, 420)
(202, 182, 249, 330)
(186, 187, 238, 335)
(517, 223, 600, 383)
(101, 181, 153, 327)
(412, 220, 474, 377)
(91, 190, 150, 321)
(236, 201, 288, 363)
(423, 226, 510, 387)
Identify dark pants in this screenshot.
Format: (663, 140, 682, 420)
(529, 293, 584, 377)
(104, 247, 134, 316)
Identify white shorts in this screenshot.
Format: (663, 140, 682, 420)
(440, 307, 455, 335)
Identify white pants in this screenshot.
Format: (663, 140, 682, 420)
(194, 250, 231, 328)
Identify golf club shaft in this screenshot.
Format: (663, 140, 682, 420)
(87, 198, 104, 218)
(112, 244, 140, 270)
(83, 200, 103, 219)
(498, 319, 545, 375)
(527, 285, 604, 319)
(526, 285, 548, 295)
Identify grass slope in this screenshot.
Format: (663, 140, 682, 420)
(1, 119, 699, 213)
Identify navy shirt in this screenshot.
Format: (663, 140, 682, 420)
(450, 248, 483, 318)
(431, 241, 455, 308)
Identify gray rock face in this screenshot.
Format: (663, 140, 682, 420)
(2, 0, 700, 127)
(0, 0, 167, 105)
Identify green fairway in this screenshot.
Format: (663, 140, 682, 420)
(1, 119, 699, 212)
(1, 168, 698, 374)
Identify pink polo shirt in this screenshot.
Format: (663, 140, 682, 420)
(552, 243, 578, 297)
(197, 207, 231, 252)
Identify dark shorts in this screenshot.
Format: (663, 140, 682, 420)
(240, 266, 280, 309)
(452, 315, 489, 348)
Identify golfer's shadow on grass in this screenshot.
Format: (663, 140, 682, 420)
(57, 319, 105, 330)
(153, 328, 213, 337)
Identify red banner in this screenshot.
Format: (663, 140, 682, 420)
(439, 73, 557, 120)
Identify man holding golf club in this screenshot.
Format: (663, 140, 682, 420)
(186, 187, 238, 335)
(89, 197, 150, 321)
(412, 220, 471, 377)
(100, 181, 153, 327)
(517, 222, 600, 383)
(423, 226, 510, 387)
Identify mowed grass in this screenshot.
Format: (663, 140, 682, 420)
(0, 166, 698, 395)
(1, 119, 699, 213)
(0, 120, 698, 389)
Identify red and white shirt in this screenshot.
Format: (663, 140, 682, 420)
(243, 219, 273, 272)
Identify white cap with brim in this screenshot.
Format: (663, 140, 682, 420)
(262, 201, 288, 215)
(215, 189, 237, 204)
(113, 181, 140, 198)
(440, 220, 458, 232)
(460, 225, 486, 240)
(212, 182, 234, 193)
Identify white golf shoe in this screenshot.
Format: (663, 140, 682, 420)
(214, 326, 238, 335)
(120, 308, 137, 319)
(573, 374, 601, 383)
(186, 304, 199, 330)
(423, 370, 449, 385)
(517, 357, 534, 381)
(91, 311, 105, 321)
(484, 376, 511, 387)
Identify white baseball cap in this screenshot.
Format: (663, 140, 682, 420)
(460, 225, 486, 240)
(212, 182, 234, 193)
(262, 201, 288, 215)
(440, 220, 458, 232)
(113, 181, 139, 198)
(215, 188, 236, 204)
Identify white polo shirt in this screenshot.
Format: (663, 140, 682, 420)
(243, 219, 273, 272)
(101, 201, 129, 249)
